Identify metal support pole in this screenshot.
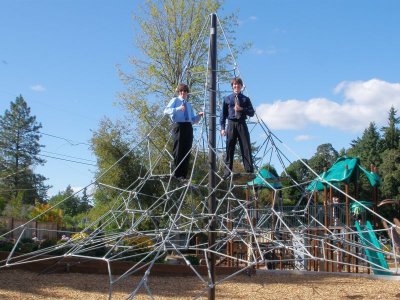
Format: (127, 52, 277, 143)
(207, 12, 217, 300)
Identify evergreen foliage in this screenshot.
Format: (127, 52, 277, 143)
(381, 106, 400, 150)
(348, 122, 383, 168)
(0, 95, 49, 209)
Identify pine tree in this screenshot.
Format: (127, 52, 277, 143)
(379, 149, 400, 199)
(381, 106, 400, 150)
(79, 187, 92, 213)
(379, 107, 400, 200)
(347, 122, 383, 168)
(48, 185, 80, 216)
(0, 95, 49, 206)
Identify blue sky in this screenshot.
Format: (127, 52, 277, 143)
(1, 0, 400, 197)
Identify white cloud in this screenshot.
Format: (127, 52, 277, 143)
(249, 16, 258, 21)
(30, 84, 46, 92)
(295, 134, 314, 141)
(257, 99, 309, 130)
(256, 79, 400, 132)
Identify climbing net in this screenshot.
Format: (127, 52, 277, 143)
(1, 13, 399, 299)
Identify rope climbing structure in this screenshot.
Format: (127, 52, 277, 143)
(1, 12, 399, 300)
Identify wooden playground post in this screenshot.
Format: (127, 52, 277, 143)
(253, 188, 260, 269)
(323, 167, 329, 271)
(345, 182, 351, 272)
(313, 191, 318, 271)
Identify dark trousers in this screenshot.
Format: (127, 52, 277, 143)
(225, 120, 253, 174)
(172, 122, 193, 178)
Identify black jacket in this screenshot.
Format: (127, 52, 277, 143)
(220, 93, 255, 130)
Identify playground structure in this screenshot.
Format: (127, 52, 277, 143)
(223, 156, 399, 276)
(1, 12, 400, 300)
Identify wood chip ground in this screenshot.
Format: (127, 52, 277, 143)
(0, 269, 400, 299)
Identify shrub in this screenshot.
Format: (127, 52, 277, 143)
(185, 255, 199, 265)
(0, 239, 14, 252)
(40, 239, 57, 249)
(18, 242, 38, 253)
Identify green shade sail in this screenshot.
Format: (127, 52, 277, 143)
(247, 168, 282, 189)
(306, 156, 381, 192)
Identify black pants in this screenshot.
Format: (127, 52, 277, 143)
(225, 120, 253, 174)
(172, 122, 193, 178)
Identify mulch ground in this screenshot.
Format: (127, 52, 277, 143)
(0, 269, 400, 299)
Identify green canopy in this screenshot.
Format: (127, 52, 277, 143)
(247, 169, 282, 189)
(306, 156, 381, 192)
(350, 200, 374, 214)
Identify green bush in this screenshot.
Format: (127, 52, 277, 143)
(20, 237, 34, 244)
(40, 239, 57, 249)
(185, 255, 199, 265)
(0, 239, 14, 252)
(18, 242, 38, 253)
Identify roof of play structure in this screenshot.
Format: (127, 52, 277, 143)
(247, 168, 283, 189)
(306, 156, 381, 192)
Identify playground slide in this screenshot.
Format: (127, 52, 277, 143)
(355, 221, 391, 275)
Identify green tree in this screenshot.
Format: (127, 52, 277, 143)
(90, 118, 159, 225)
(282, 159, 311, 203)
(0, 95, 49, 205)
(381, 106, 400, 150)
(1, 192, 33, 219)
(378, 107, 400, 203)
(30, 202, 63, 225)
(379, 149, 400, 200)
(347, 122, 383, 169)
(91, 119, 145, 196)
(118, 0, 243, 174)
(79, 187, 92, 213)
(48, 185, 81, 217)
(308, 143, 339, 175)
(47, 185, 94, 228)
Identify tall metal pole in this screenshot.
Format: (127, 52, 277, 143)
(208, 12, 217, 300)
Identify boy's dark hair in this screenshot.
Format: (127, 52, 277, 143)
(176, 83, 189, 94)
(231, 77, 243, 87)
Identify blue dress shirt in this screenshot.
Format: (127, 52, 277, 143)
(164, 97, 201, 123)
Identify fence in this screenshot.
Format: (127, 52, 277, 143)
(0, 217, 58, 241)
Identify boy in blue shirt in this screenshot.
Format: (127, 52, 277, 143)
(164, 84, 204, 179)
